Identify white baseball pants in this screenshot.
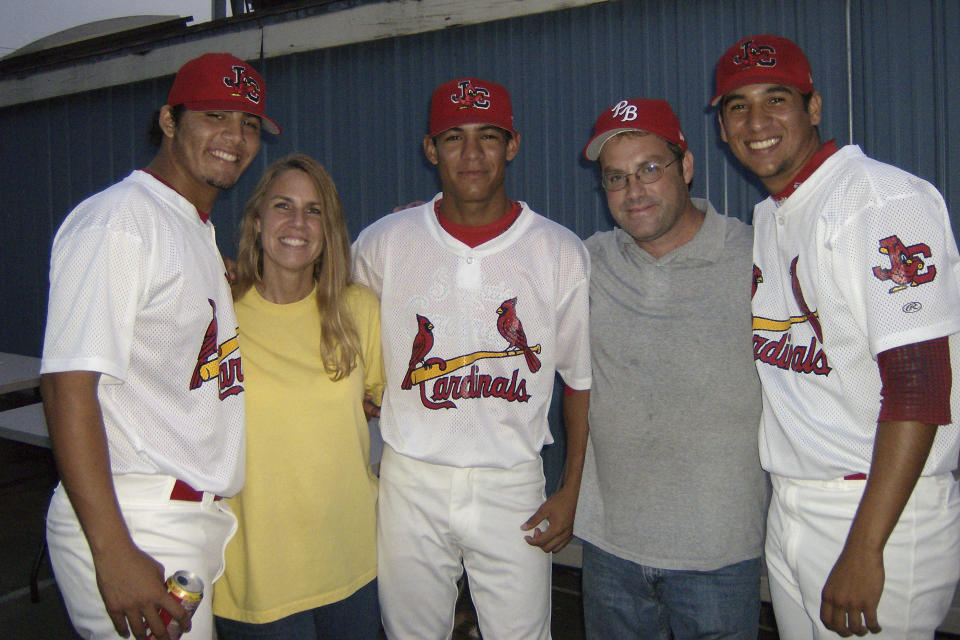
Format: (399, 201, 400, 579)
(377, 446, 552, 640)
(766, 473, 960, 639)
(46, 473, 237, 640)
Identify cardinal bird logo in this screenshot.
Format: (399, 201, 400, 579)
(872, 235, 936, 293)
(450, 79, 491, 110)
(402, 314, 436, 390)
(190, 300, 219, 390)
(223, 65, 262, 104)
(751, 256, 831, 377)
(752, 264, 763, 299)
(789, 257, 823, 343)
(733, 40, 776, 68)
(400, 303, 542, 408)
(189, 298, 243, 398)
(496, 297, 541, 374)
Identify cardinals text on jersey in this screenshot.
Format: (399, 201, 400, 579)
(752, 257, 831, 376)
(401, 297, 542, 410)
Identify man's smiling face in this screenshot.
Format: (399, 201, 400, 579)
(719, 83, 822, 194)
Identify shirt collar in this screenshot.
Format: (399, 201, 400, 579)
(140, 169, 209, 223)
(772, 140, 840, 204)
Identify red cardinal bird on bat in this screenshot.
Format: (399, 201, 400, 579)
(402, 314, 435, 389)
(189, 299, 218, 390)
(496, 297, 541, 373)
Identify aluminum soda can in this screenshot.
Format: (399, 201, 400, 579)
(146, 570, 204, 640)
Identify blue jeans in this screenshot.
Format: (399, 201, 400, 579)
(214, 578, 380, 640)
(581, 541, 761, 639)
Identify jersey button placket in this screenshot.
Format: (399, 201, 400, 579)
(457, 254, 481, 289)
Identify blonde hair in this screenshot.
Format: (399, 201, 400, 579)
(234, 153, 361, 380)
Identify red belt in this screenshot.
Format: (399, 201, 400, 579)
(843, 473, 867, 480)
(170, 479, 223, 502)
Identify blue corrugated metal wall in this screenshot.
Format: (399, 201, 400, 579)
(2, 0, 958, 360)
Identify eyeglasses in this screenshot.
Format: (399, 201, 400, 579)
(601, 158, 679, 192)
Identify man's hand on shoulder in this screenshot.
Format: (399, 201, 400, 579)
(223, 256, 239, 284)
(393, 201, 425, 213)
(362, 395, 381, 420)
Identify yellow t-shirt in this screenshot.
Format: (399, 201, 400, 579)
(213, 284, 385, 623)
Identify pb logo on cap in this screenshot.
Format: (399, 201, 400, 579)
(733, 40, 776, 69)
(450, 80, 491, 111)
(223, 65, 262, 105)
(610, 100, 639, 123)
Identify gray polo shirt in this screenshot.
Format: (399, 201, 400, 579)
(575, 198, 768, 570)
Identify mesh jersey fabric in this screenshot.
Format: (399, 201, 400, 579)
(352, 194, 591, 468)
(41, 170, 245, 495)
(751, 145, 960, 479)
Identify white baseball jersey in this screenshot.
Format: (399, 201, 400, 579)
(352, 194, 591, 468)
(42, 170, 245, 495)
(751, 145, 960, 479)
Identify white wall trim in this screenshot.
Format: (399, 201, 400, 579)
(0, 0, 605, 108)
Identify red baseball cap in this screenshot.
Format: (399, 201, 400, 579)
(428, 77, 518, 138)
(167, 53, 280, 134)
(583, 99, 687, 161)
(710, 34, 814, 107)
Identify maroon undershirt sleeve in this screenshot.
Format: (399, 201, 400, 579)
(877, 336, 952, 425)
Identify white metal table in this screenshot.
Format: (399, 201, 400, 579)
(0, 352, 41, 395)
